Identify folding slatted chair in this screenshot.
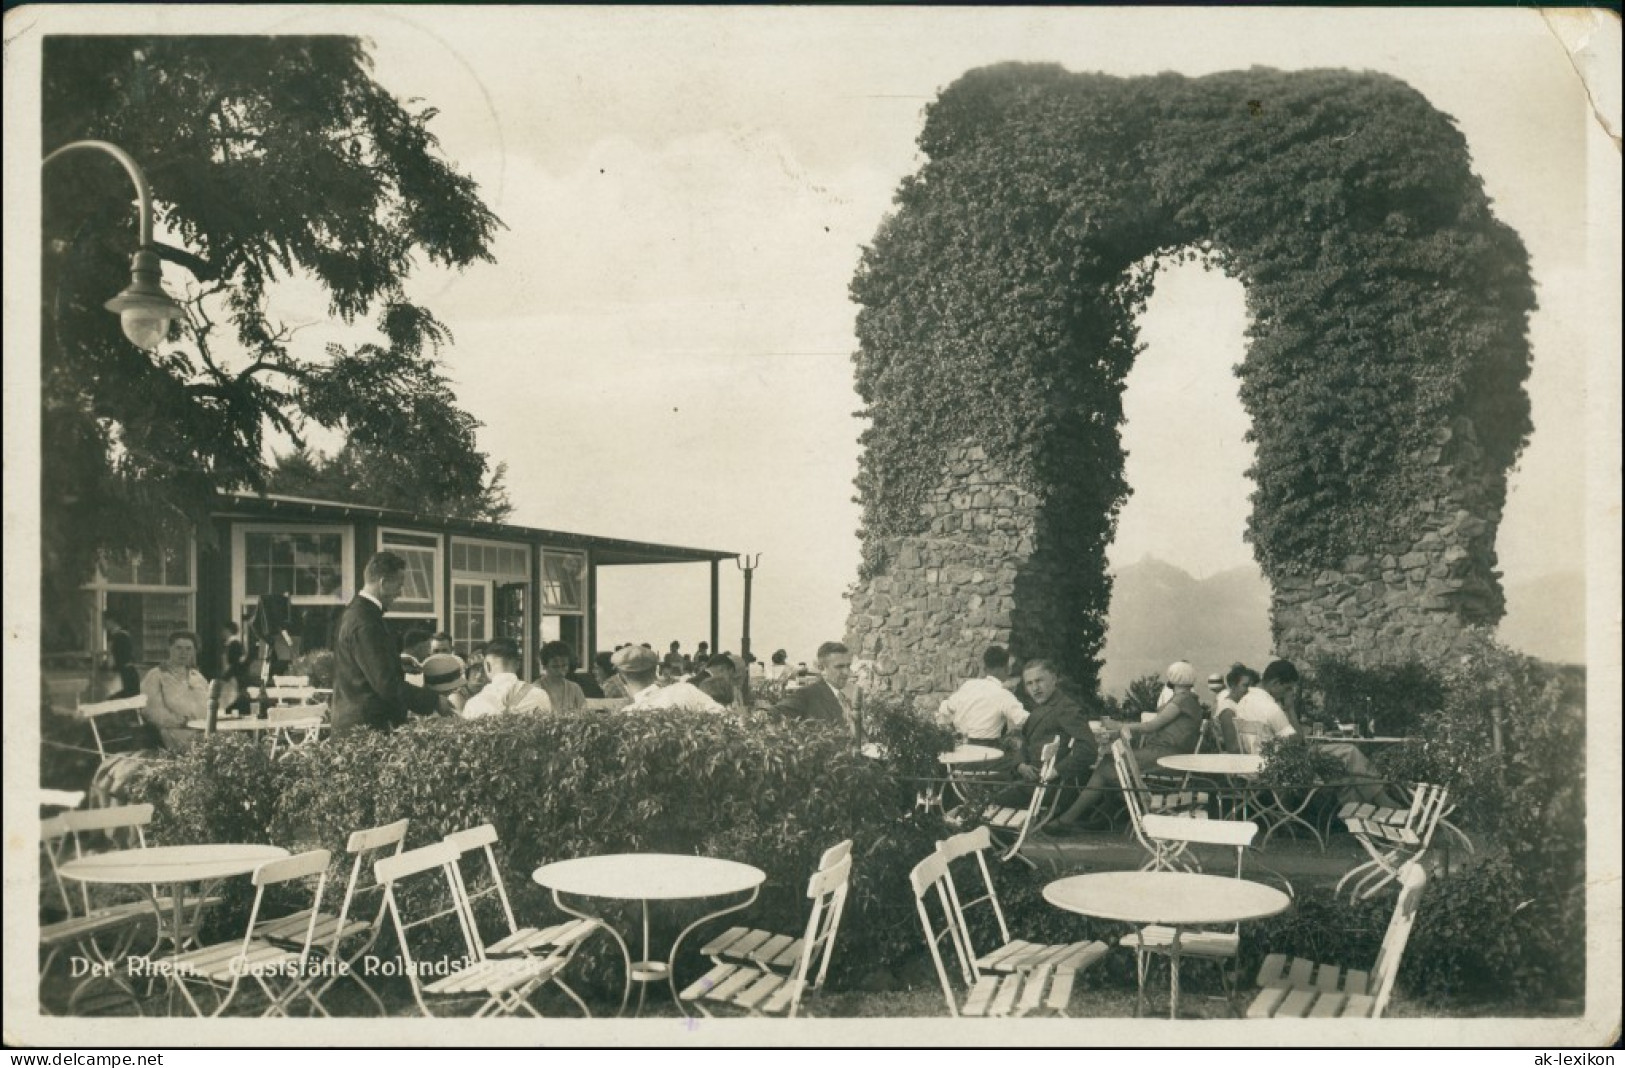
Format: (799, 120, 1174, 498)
(379, 841, 573, 1018)
(1335, 783, 1449, 902)
(79, 696, 154, 761)
(271, 675, 311, 688)
(689, 839, 850, 976)
(1249, 863, 1428, 1019)
(975, 739, 1061, 868)
(54, 804, 224, 948)
(909, 850, 1095, 1018)
(252, 817, 408, 1016)
(171, 850, 333, 1017)
(1113, 740, 1258, 877)
(681, 845, 852, 1017)
(39, 814, 155, 1013)
(934, 826, 1109, 1017)
(440, 827, 596, 1016)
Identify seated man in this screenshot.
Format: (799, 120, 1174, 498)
(996, 659, 1097, 809)
(937, 645, 1029, 775)
(690, 652, 745, 708)
(937, 645, 1030, 747)
(616, 646, 724, 712)
(462, 638, 552, 718)
(1236, 659, 1405, 809)
(772, 641, 858, 740)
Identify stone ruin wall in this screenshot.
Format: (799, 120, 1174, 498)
(847, 428, 1505, 707)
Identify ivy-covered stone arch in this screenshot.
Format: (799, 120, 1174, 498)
(843, 64, 1535, 705)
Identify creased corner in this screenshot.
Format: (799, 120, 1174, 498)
(1541, 8, 1623, 150)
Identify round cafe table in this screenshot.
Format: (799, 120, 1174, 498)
(533, 854, 765, 1017)
(1044, 870, 1291, 1019)
(59, 843, 289, 1015)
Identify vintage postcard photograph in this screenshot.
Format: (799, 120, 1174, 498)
(4, 4, 1619, 1049)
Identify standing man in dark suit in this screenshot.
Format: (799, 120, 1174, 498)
(772, 641, 859, 742)
(331, 551, 445, 736)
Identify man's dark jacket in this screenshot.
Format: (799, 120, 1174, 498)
(773, 679, 851, 734)
(1021, 690, 1098, 783)
(331, 594, 438, 735)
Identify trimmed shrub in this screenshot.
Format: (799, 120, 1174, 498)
(1304, 656, 1445, 739)
(123, 710, 951, 1001)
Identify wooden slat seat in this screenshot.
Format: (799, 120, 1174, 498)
(681, 841, 852, 1018)
(1336, 785, 1449, 902)
(913, 829, 1109, 1018)
(1249, 864, 1427, 1021)
(1119, 926, 1240, 958)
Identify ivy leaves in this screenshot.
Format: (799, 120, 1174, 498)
(851, 64, 1534, 678)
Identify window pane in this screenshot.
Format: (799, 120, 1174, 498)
(542, 553, 584, 610)
(164, 544, 191, 585)
(246, 564, 270, 596)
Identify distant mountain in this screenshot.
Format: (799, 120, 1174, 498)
(1097, 561, 1586, 698)
(1098, 556, 1273, 698)
(1498, 571, 1586, 665)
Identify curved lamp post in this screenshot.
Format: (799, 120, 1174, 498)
(42, 139, 185, 351)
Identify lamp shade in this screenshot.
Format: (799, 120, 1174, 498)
(103, 248, 183, 350)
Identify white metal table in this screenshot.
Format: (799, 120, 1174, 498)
(532, 853, 765, 1017)
(59, 843, 290, 1015)
(1044, 870, 1291, 1018)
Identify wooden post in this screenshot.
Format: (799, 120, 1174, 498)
(737, 554, 760, 706)
(709, 559, 720, 656)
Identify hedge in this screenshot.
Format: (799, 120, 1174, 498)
(122, 704, 953, 1001)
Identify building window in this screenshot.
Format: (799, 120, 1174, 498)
(81, 538, 198, 677)
(243, 531, 345, 600)
(451, 540, 527, 577)
(379, 529, 440, 617)
(542, 551, 586, 611)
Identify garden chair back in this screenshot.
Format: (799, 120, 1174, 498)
(380, 839, 579, 1018)
(909, 847, 1104, 1018)
(441, 824, 597, 1016)
(79, 696, 152, 761)
(1113, 740, 1256, 876)
(41, 789, 86, 812)
(171, 849, 332, 1018)
(252, 817, 408, 1016)
(936, 827, 1108, 993)
(39, 813, 157, 1013)
(1250, 862, 1428, 1018)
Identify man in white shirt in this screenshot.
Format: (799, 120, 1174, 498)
(616, 645, 725, 712)
(462, 638, 552, 719)
(1237, 659, 1403, 807)
(937, 646, 1030, 745)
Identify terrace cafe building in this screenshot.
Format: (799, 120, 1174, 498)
(48, 491, 736, 692)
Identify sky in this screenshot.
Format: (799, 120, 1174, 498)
(14, 6, 1613, 675)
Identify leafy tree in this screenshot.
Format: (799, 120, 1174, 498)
(41, 36, 503, 613)
(267, 444, 513, 523)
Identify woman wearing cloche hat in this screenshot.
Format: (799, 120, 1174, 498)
(1045, 660, 1207, 835)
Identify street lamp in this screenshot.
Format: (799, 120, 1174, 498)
(42, 139, 185, 351)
